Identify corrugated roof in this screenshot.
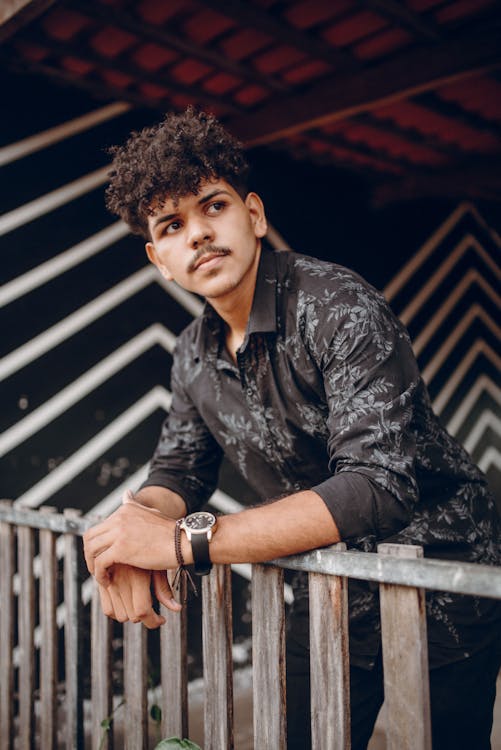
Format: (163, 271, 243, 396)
(1, 0, 500, 203)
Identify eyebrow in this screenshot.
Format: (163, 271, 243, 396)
(151, 189, 232, 231)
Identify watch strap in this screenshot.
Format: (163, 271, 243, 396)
(190, 531, 212, 576)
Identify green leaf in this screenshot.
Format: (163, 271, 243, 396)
(150, 704, 162, 723)
(100, 719, 111, 730)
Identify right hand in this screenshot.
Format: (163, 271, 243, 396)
(98, 563, 182, 629)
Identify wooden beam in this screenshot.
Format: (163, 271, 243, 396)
(373, 156, 501, 205)
(64, 0, 290, 94)
(358, 0, 441, 42)
(24, 30, 244, 115)
(0, 0, 56, 43)
(198, 0, 359, 72)
(229, 23, 501, 146)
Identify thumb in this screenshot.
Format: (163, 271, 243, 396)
(153, 570, 182, 612)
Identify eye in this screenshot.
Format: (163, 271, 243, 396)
(206, 201, 226, 215)
(164, 220, 182, 235)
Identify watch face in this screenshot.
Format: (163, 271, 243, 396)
(185, 512, 216, 531)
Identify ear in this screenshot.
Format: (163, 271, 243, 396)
(145, 242, 174, 281)
(245, 192, 268, 239)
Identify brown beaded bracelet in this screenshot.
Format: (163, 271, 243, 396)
(172, 519, 198, 601)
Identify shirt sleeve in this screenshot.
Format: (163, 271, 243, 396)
(305, 272, 421, 541)
(140, 341, 223, 514)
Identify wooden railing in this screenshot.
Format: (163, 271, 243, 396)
(1, 499, 501, 749)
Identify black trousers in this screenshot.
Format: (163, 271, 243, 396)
(286, 627, 501, 750)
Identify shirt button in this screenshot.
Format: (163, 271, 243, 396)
(246, 388, 252, 397)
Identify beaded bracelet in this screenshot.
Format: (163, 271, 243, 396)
(172, 519, 198, 601)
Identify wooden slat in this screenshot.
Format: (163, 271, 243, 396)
(17, 524, 35, 750)
(309, 542, 350, 750)
(91, 582, 113, 750)
(378, 543, 431, 750)
(123, 622, 148, 750)
(252, 564, 286, 750)
(64, 509, 84, 750)
(39, 507, 58, 750)
(160, 573, 188, 740)
(0, 501, 14, 749)
(202, 564, 234, 750)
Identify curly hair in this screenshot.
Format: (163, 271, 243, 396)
(105, 108, 250, 238)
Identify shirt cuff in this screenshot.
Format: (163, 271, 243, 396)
(312, 471, 408, 540)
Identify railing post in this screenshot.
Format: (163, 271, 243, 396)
(123, 622, 148, 750)
(40, 506, 58, 750)
(202, 563, 234, 750)
(252, 564, 286, 750)
(91, 582, 113, 750)
(309, 542, 350, 749)
(378, 543, 431, 750)
(64, 508, 84, 749)
(17, 522, 35, 750)
(0, 500, 14, 749)
(160, 573, 188, 740)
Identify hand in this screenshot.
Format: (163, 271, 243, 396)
(98, 564, 182, 628)
(83, 502, 178, 586)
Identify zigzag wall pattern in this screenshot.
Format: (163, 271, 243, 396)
(1, 101, 500, 529)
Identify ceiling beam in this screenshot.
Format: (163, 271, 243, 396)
(229, 23, 501, 146)
(373, 156, 501, 205)
(357, 0, 441, 42)
(23, 30, 244, 115)
(0, 0, 56, 43)
(198, 0, 359, 72)
(64, 0, 289, 94)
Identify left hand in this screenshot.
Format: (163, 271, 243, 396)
(83, 502, 178, 586)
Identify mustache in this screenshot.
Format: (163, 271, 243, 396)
(187, 245, 231, 272)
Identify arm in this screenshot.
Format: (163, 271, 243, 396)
(84, 488, 340, 584)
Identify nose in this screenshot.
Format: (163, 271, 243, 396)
(187, 217, 213, 249)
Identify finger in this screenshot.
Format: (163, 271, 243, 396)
(153, 570, 182, 612)
(130, 576, 165, 629)
(107, 582, 129, 623)
(98, 584, 116, 620)
(94, 550, 117, 587)
(84, 529, 117, 576)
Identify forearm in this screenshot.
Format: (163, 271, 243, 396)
(187, 490, 341, 566)
(134, 485, 187, 519)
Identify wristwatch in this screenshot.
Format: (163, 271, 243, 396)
(179, 511, 218, 576)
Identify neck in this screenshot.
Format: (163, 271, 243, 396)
(209, 245, 262, 360)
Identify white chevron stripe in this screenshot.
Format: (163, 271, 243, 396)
(421, 305, 501, 385)
(384, 201, 501, 302)
(0, 166, 110, 236)
(0, 267, 201, 382)
(15, 386, 172, 508)
(412, 268, 501, 356)
(463, 410, 501, 455)
(400, 237, 501, 328)
(433, 340, 501, 416)
(0, 324, 177, 457)
(0, 222, 129, 307)
(447, 375, 501, 437)
(0, 266, 156, 381)
(0, 102, 130, 167)
(478, 447, 501, 473)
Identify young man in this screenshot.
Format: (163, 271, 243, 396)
(84, 109, 501, 749)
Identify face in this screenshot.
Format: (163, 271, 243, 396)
(145, 179, 267, 305)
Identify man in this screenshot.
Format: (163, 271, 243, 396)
(84, 108, 501, 749)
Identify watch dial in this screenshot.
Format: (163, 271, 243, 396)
(185, 512, 215, 530)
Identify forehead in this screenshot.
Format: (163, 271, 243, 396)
(148, 178, 238, 217)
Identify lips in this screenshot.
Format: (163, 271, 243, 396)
(189, 246, 231, 272)
(195, 253, 223, 270)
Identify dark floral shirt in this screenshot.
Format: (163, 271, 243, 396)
(142, 249, 500, 669)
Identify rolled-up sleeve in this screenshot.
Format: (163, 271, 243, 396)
(140, 344, 223, 513)
(308, 279, 421, 540)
